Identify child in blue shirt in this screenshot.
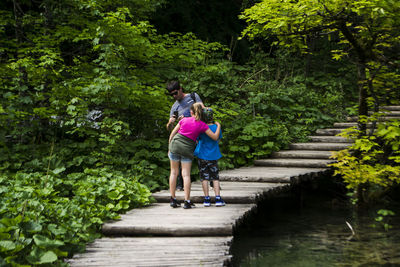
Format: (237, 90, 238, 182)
(194, 107, 225, 207)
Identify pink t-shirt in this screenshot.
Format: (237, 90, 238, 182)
(178, 117, 209, 141)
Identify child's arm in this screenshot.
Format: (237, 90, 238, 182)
(169, 123, 180, 143)
(204, 121, 221, 141)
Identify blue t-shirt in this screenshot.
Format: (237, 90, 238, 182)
(194, 124, 222, 160)
(170, 93, 202, 118)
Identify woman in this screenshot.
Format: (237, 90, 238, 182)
(168, 103, 221, 209)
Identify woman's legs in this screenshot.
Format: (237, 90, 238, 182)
(202, 180, 209, 197)
(169, 159, 180, 198)
(181, 161, 192, 201)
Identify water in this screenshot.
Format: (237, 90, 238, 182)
(231, 192, 400, 267)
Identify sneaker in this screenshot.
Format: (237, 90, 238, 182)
(183, 200, 195, 209)
(203, 196, 211, 207)
(170, 197, 181, 208)
(215, 196, 225, 207)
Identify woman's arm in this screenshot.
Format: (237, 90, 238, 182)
(204, 122, 221, 141)
(169, 123, 180, 143)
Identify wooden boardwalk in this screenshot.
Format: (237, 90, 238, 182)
(67, 237, 233, 267)
(68, 106, 400, 267)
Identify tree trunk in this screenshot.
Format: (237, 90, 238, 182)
(338, 22, 369, 135)
(357, 63, 368, 136)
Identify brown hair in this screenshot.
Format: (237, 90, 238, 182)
(191, 103, 203, 121)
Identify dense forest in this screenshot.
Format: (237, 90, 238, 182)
(0, 0, 399, 265)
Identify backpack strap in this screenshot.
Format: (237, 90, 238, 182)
(190, 92, 197, 103)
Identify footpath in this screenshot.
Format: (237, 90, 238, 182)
(67, 106, 400, 267)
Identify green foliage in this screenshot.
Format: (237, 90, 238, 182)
(0, 0, 224, 264)
(241, 0, 399, 212)
(366, 61, 400, 106)
(0, 169, 150, 266)
(122, 138, 170, 191)
(221, 116, 289, 167)
(331, 120, 400, 200)
(373, 209, 395, 231)
(0, 0, 363, 263)
(151, 0, 251, 63)
(0, 0, 224, 144)
(240, 0, 400, 119)
(240, 0, 400, 56)
(185, 50, 348, 167)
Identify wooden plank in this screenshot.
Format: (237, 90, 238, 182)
(102, 203, 256, 236)
(67, 237, 232, 267)
(254, 158, 335, 168)
(272, 150, 334, 159)
(152, 181, 286, 204)
(315, 128, 345, 135)
(380, 106, 400, 111)
(289, 142, 352, 150)
(346, 115, 400, 122)
(308, 135, 353, 143)
(219, 166, 327, 182)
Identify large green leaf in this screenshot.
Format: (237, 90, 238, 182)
(27, 248, 58, 264)
(33, 235, 64, 248)
(0, 241, 16, 252)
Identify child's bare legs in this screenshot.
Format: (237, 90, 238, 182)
(181, 161, 192, 201)
(212, 180, 221, 196)
(169, 159, 180, 199)
(202, 180, 209, 197)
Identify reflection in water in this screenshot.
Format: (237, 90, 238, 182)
(231, 192, 400, 267)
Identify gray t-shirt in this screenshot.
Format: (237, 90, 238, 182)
(169, 93, 202, 118)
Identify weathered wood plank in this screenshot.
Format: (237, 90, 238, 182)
(272, 150, 333, 159)
(254, 158, 335, 168)
(308, 135, 353, 143)
(315, 128, 345, 135)
(289, 142, 352, 150)
(67, 237, 232, 267)
(102, 203, 256, 236)
(152, 181, 285, 204)
(380, 106, 400, 111)
(219, 166, 327, 182)
(346, 115, 400, 122)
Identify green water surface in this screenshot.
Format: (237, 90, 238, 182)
(231, 194, 400, 267)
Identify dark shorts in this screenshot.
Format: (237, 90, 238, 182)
(198, 159, 219, 181)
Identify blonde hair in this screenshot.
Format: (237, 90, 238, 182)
(191, 103, 203, 121)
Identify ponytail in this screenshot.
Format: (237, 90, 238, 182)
(191, 103, 203, 121)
